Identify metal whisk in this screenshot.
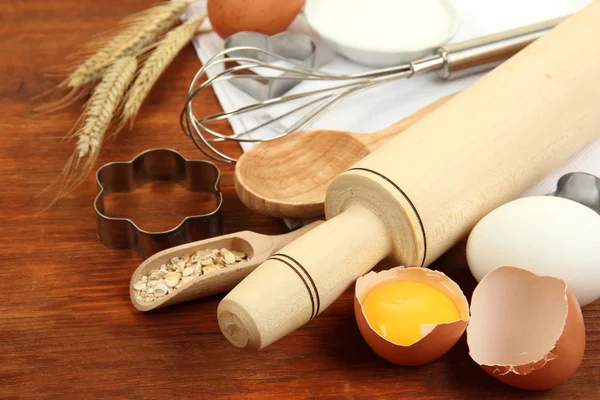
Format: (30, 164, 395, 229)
(181, 17, 563, 163)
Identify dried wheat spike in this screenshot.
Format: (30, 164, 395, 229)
(52, 56, 138, 204)
(66, 1, 190, 90)
(118, 17, 205, 128)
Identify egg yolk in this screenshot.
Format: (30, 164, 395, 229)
(362, 280, 460, 346)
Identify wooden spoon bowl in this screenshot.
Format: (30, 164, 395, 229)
(235, 94, 453, 219)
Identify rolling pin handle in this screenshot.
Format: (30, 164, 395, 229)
(218, 205, 392, 350)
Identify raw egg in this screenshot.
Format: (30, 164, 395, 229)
(354, 267, 469, 366)
(467, 266, 585, 390)
(207, 0, 306, 39)
(467, 196, 600, 306)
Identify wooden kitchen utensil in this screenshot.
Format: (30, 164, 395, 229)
(218, 3, 600, 350)
(130, 221, 322, 311)
(235, 94, 453, 219)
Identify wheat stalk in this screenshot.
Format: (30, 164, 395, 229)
(51, 56, 137, 203)
(66, 1, 190, 90)
(117, 17, 205, 129)
(36, 1, 189, 113)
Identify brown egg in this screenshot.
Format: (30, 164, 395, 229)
(354, 267, 469, 366)
(207, 0, 306, 39)
(467, 266, 586, 390)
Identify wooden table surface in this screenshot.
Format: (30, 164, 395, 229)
(1, 1, 598, 398)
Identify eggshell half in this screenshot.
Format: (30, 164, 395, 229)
(355, 267, 469, 366)
(467, 266, 585, 390)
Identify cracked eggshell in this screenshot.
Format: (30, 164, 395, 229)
(354, 267, 469, 366)
(467, 266, 585, 390)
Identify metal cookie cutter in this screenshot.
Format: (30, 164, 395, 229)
(547, 172, 600, 214)
(224, 31, 317, 101)
(94, 149, 223, 259)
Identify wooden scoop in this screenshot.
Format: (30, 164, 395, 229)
(235, 94, 454, 219)
(130, 221, 322, 311)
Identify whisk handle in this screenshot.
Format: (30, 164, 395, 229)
(435, 16, 566, 80)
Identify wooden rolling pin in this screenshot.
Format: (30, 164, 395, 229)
(218, 3, 600, 350)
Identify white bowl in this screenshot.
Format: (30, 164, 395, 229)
(304, 0, 460, 68)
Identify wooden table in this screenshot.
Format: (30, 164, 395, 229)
(1, 1, 598, 398)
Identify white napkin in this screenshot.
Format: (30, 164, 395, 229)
(179, 0, 600, 212)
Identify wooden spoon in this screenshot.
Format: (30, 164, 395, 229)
(130, 221, 322, 311)
(235, 94, 454, 219)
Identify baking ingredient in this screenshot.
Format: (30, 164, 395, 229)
(119, 17, 205, 129)
(355, 267, 469, 366)
(467, 196, 600, 306)
(467, 266, 585, 390)
(305, 0, 458, 53)
(55, 1, 189, 98)
(362, 280, 460, 346)
(42, 9, 219, 206)
(207, 0, 305, 39)
(133, 248, 247, 303)
(39, 2, 194, 205)
(54, 56, 137, 203)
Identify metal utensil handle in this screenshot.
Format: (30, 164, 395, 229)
(436, 16, 566, 79)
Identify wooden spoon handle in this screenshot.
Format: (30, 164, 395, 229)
(268, 220, 325, 251)
(130, 221, 324, 312)
(361, 93, 456, 151)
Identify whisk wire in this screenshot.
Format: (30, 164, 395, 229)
(181, 45, 417, 163)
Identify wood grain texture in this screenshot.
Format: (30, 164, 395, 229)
(0, 0, 598, 399)
(131, 221, 322, 312)
(234, 94, 454, 219)
(219, 206, 393, 349)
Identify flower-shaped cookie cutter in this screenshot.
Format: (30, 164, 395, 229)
(94, 148, 223, 259)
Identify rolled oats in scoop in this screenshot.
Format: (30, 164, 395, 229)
(133, 248, 247, 303)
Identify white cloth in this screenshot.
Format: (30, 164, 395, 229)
(180, 0, 600, 215)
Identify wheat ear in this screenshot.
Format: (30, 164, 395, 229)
(37, 1, 189, 113)
(116, 17, 205, 129)
(52, 56, 137, 204)
(68, 1, 189, 89)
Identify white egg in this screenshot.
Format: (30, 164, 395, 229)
(467, 196, 600, 306)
